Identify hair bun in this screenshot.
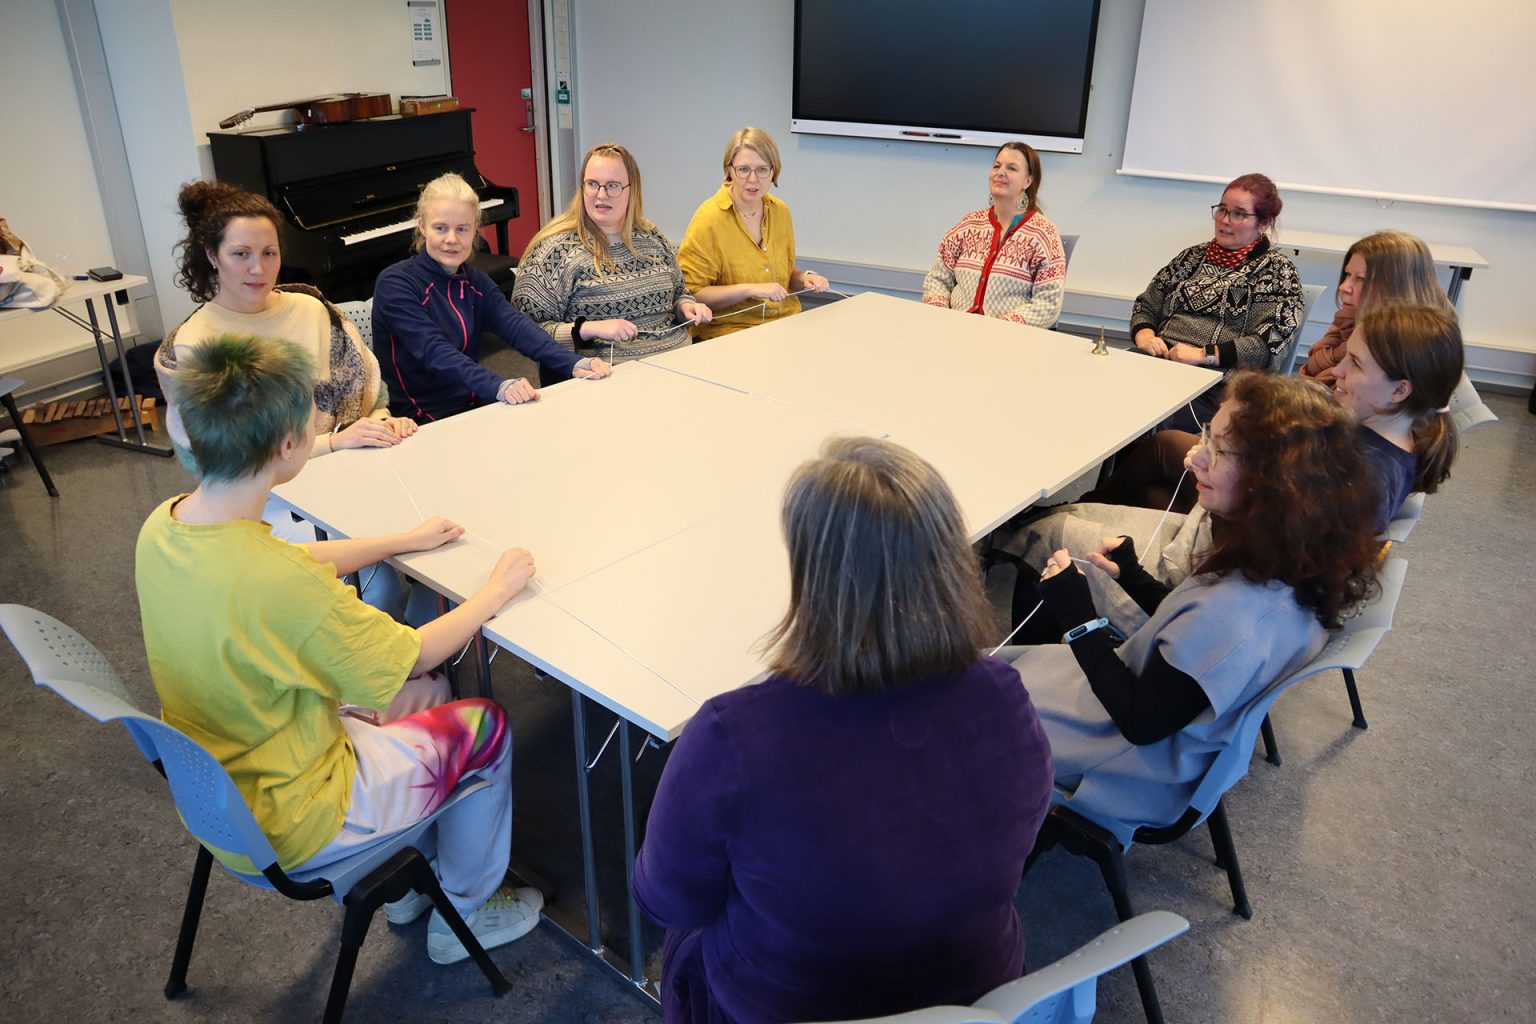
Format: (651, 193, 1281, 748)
(177, 180, 240, 224)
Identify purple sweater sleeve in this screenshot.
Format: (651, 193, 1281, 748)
(633, 703, 739, 930)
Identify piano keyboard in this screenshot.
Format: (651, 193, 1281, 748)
(340, 198, 505, 246)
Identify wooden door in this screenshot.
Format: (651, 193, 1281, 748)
(445, 0, 540, 257)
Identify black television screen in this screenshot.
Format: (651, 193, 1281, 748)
(792, 0, 1102, 152)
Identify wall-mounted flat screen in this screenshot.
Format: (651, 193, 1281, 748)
(792, 0, 1102, 153)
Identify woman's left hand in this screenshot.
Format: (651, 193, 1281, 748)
(403, 515, 466, 552)
(384, 416, 418, 438)
(1039, 548, 1082, 581)
(573, 358, 613, 380)
(332, 417, 402, 450)
(1168, 343, 1208, 365)
(680, 301, 712, 325)
(801, 271, 830, 293)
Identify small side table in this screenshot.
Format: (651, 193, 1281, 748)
(0, 377, 58, 496)
(0, 275, 171, 457)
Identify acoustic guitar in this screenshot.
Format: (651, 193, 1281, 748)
(219, 93, 393, 130)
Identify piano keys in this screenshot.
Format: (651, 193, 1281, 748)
(208, 109, 518, 302)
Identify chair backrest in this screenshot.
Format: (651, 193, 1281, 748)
(1280, 283, 1328, 374)
(1182, 554, 1408, 819)
(1448, 372, 1497, 433)
(335, 299, 374, 351)
(973, 911, 1189, 1024)
(0, 603, 283, 875)
(1381, 491, 1426, 544)
(1060, 234, 1079, 271)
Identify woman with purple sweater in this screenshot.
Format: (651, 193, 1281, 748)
(634, 437, 1054, 1024)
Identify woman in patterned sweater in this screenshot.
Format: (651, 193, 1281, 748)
(1131, 172, 1304, 431)
(514, 143, 711, 379)
(922, 141, 1066, 329)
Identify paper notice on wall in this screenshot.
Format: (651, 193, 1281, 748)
(409, 0, 442, 67)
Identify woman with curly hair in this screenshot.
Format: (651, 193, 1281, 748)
(1004, 373, 1381, 831)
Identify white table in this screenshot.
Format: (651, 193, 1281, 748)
(271, 292, 1219, 990)
(0, 274, 170, 456)
(1278, 229, 1488, 306)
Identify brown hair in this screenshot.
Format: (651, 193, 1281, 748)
(996, 142, 1043, 214)
(1341, 230, 1454, 316)
(762, 436, 994, 696)
(174, 181, 282, 303)
(1199, 372, 1381, 628)
(522, 143, 656, 276)
(1355, 305, 1463, 494)
(721, 126, 783, 186)
(1224, 172, 1282, 229)
(411, 172, 482, 253)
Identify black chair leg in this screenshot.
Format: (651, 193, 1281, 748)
(1343, 668, 1368, 729)
(165, 846, 214, 999)
(1260, 713, 1282, 766)
(1206, 801, 1252, 920)
(1093, 847, 1166, 1024)
(403, 852, 511, 995)
(323, 903, 372, 1024)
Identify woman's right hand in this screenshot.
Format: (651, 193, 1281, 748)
(1084, 536, 1129, 579)
(754, 282, 789, 302)
(585, 318, 638, 342)
(485, 547, 536, 604)
(1133, 329, 1169, 358)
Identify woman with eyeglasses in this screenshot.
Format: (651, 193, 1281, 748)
(513, 144, 711, 379)
(372, 172, 611, 423)
(1003, 373, 1380, 831)
(677, 126, 829, 341)
(921, 141, 1066, 328)
(1132, 173, 1305, 431)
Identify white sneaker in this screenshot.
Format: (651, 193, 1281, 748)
(383, 888, 433, 925)
(426, 885, 544, 965)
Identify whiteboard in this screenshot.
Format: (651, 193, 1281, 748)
(1120, 0, 1536, 212)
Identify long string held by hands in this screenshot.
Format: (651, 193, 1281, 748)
(988, 557, 1094, 656)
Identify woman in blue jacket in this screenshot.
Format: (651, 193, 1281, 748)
(373, 173, 611, 422)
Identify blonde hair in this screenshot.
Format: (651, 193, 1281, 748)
(522, 143, 655, 276)
(761, 436, 994, 696)
(411, 172, 481, 252)
(1343, 230, 1455, 316)
(721, 126, 782, 186)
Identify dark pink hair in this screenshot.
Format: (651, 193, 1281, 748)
(1225, 173, 1282, 227)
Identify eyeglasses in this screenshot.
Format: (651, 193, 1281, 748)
(582, 180, 630, 198)
(1210, 204, 1257, 223)
(1199, 422, 1241, 469)
(732, 165, 772, 181)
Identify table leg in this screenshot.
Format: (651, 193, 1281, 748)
(474, 632, 493, 699)
(571, 692, 604, 953)
(102, 298, 148, 445)
(1, 391, 59, 497)
(1447, 266, 1469, 307)
(82, 298, 129, 441)
(617, 720, 647, 986)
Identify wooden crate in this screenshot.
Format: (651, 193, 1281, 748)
(21, 395, 160, 446)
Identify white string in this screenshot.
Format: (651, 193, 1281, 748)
(586, 718, 621, 771)
(988, 557, 1096, 656)
(1146, 466, 1191, 553)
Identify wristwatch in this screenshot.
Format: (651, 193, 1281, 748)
(1061, 616, 1125, 645)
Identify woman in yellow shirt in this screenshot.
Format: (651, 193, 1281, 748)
(678, 127, 830, 340)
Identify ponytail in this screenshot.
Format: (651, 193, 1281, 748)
(1410, 408, 1458, 494)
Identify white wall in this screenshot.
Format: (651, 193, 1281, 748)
(572, 0, 1536, 387)
(0, 1, 118, 373)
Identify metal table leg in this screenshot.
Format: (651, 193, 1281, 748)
(75, 296, 170, 456)
(571, 693, 604, 953)
(618, 720, 647, 987)
(0, 387, 59, 496)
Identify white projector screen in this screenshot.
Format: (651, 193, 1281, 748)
(1121, 0, 1536, 212)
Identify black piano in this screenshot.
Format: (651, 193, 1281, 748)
(208, 109, 517, 303)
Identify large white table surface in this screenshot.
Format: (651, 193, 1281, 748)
(272, 293, 1219, 739)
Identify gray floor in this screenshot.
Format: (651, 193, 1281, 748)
(1, 368, 1532, 1023)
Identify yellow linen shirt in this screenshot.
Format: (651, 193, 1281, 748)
(135, 496, 421, 871)
(678, 184, 801, 340)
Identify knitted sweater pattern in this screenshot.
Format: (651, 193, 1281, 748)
(921, 209, 1066, 329)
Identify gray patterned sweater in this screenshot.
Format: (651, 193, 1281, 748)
(512, 226, 695, 362)
(1130, 237, 1304, 370)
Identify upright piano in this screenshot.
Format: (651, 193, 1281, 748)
(208, 110, 517, 302)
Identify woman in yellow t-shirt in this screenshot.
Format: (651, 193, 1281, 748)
(677, 127, 830, 341)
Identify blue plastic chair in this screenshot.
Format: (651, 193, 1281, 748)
(795, 911, 1189, 1024)
(1382, 492, 1426, 545)
(0, 604, 512, 1024)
